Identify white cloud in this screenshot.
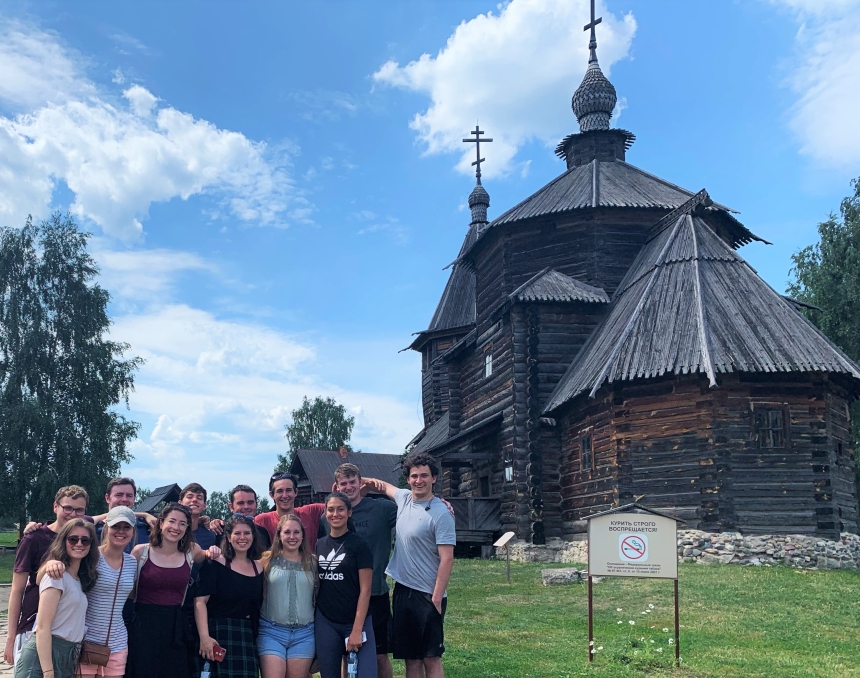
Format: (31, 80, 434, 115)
(112, 304, 421, 491)
(0, 18, 93, 109)
(0, 17, 308, 239)
(93, 244, 214, 303)
(372, 0, 636, 176)
(123, 84, 158, 117)
(769, 0, 860, 168)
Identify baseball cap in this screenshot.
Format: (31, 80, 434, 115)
(105, 506, 137, 527)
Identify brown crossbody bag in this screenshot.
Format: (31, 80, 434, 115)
(79, 556, 123, 667)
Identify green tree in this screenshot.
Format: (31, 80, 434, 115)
(206, 490, 231, 521)
(0, 213, 142, 527)
(276, 396, 355, 471)
(788, 176, 860, 492)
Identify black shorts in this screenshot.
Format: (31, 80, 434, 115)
(391, 583, 446, 660)
(369, 593, 392, 655)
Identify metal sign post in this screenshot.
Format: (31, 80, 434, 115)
(585, 503, 683, 666)
(493, 531, 516, 584)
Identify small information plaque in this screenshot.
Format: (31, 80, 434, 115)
(588, 512, 678, 579)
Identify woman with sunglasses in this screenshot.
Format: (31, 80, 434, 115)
(194, 515, 264, 678)
(13, 519, 99, 678)
(257, 514, 317, 678)
(126, 503, 221, 678)
(40, 506, 140, 678)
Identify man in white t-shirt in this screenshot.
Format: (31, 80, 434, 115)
(368, 453, 456, 678)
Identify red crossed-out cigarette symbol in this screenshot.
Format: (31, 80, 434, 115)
(621, 535, 646, 560)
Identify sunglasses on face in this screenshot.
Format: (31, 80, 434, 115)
(67, 535, 92, 546)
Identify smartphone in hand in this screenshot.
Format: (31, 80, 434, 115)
(212, 644, 227, 662)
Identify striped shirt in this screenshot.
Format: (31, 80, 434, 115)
(84, 552, 137, 652)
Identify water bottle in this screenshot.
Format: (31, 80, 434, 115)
(201, 661, 211, 678)
(347, 650, 358, 677)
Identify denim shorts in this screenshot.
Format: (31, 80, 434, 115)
(257, 616, 315, 660)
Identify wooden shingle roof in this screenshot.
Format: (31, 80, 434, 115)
(512, 267, 609, 304)
(290, 450, 403, 493)
(410, 412, 450, 455)
(544, 199, 860, 412)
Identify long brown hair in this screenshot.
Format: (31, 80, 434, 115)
(38, 519, 99, 593)
(149, 503, 194, 553)
(260, 514, 315, 583)
(222, 515, 262, 561)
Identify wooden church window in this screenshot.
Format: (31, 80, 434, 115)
(484, 351, 493, 378)
(754, 407, 787, 449)
(581, 434, 593, 471)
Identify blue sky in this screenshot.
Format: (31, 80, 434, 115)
(1, 0, 858, 499)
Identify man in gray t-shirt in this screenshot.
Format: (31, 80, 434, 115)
(369, 453, 456, 678)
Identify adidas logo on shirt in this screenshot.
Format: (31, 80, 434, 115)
(319, 548, 346, 580)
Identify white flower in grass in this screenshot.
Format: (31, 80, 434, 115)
(641, 611, 647, 615)
(650, 639, 655, 644)
(597, 646, 603, 651)
(663, 628, 669, 633)
(617, 621, 623, 624)
(590, 649, 595, 654)
(589, 641, 594, 646)
(616, 608, 623, 612)
(668, 639, 674, 645)
(629, 621, 635, 625)
(656, 647, 663, 653)
(648, 604, 655, 609)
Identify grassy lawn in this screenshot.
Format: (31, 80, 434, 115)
(425, 559, 860, 678)
(1, 552, 13, 585)
(0, 532, 18, 546)
(1, 555, 857, 676)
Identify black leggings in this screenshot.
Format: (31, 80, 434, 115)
(314, 610, 377, 678)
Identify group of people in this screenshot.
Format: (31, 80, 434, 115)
(2, 452, 456, 678)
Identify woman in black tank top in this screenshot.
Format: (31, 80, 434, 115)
(194, 515, 264, 678)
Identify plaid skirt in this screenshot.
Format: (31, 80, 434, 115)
(195, 617, 258, 678)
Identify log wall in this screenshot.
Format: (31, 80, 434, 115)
(555, 373, 859, 541)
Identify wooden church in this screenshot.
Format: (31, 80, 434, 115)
(406, 11, 860, 544)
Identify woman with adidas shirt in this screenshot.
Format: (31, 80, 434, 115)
(126, 503, 221, 678)
(314, 493, 376, 678)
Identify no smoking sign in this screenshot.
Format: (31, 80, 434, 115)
(618, 533, 648, 562)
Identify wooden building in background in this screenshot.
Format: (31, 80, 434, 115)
(406, 17, 860, 543)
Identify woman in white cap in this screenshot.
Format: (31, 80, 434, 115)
(40, 506, 139, 677)
(78, 505, 139, 677)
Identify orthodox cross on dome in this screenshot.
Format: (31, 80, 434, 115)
(463, 125, 493, 185)
(584, 0, 602, 64)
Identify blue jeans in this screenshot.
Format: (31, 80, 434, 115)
(256, 616, 315, 660)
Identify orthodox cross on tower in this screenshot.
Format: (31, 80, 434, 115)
(463, 125, 493, 185)
(584, 0, 602, 64)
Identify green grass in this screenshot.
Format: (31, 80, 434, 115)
(405, 559, 860, 678)
(0, 532, 17, 546)
(0, 552, 13, 585)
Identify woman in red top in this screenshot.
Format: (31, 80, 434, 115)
(127, 503, 220, 678)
